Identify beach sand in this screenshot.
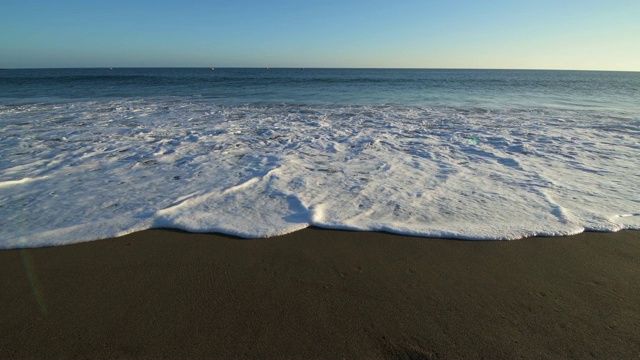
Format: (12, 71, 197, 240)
(1, 228, 639, 359)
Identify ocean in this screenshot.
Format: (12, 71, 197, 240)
(1, 68, 638, 248)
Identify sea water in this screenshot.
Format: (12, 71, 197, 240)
(1, 68, 638, 248)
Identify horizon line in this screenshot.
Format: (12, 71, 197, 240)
(2, 66, 638, 73)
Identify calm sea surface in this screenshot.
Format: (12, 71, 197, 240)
(1, 68, 639, 248)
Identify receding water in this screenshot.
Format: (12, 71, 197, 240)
(1, 68, 639, 248)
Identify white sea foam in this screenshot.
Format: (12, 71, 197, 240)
(0, 176, 49, 188)
(1, 100, 638, 248)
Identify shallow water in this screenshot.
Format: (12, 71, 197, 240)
(1, 69, 639, 248)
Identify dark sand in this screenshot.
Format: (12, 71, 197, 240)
(1, 228, 639, 359)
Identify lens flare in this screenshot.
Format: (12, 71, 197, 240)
(20, 249, 47, 315)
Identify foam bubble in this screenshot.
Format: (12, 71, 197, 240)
(1, 100, 638, 248)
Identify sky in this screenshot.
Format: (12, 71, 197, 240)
(1, 0, 639, 70)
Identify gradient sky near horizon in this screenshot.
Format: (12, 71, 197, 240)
(2, 0, 639, 70)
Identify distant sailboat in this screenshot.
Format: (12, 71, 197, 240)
(210, 67, 215, 71)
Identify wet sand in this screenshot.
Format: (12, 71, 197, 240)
(1, 228, 639, 359)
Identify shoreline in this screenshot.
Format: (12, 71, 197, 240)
(2, 228, 639, 359)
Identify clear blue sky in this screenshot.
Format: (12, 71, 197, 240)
(2, 0, 639, 70)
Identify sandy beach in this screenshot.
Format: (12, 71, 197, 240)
(2, 228, 639, 359)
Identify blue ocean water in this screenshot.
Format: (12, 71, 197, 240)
(3, 68, 639, 110)
(1, 68, 639, 248)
